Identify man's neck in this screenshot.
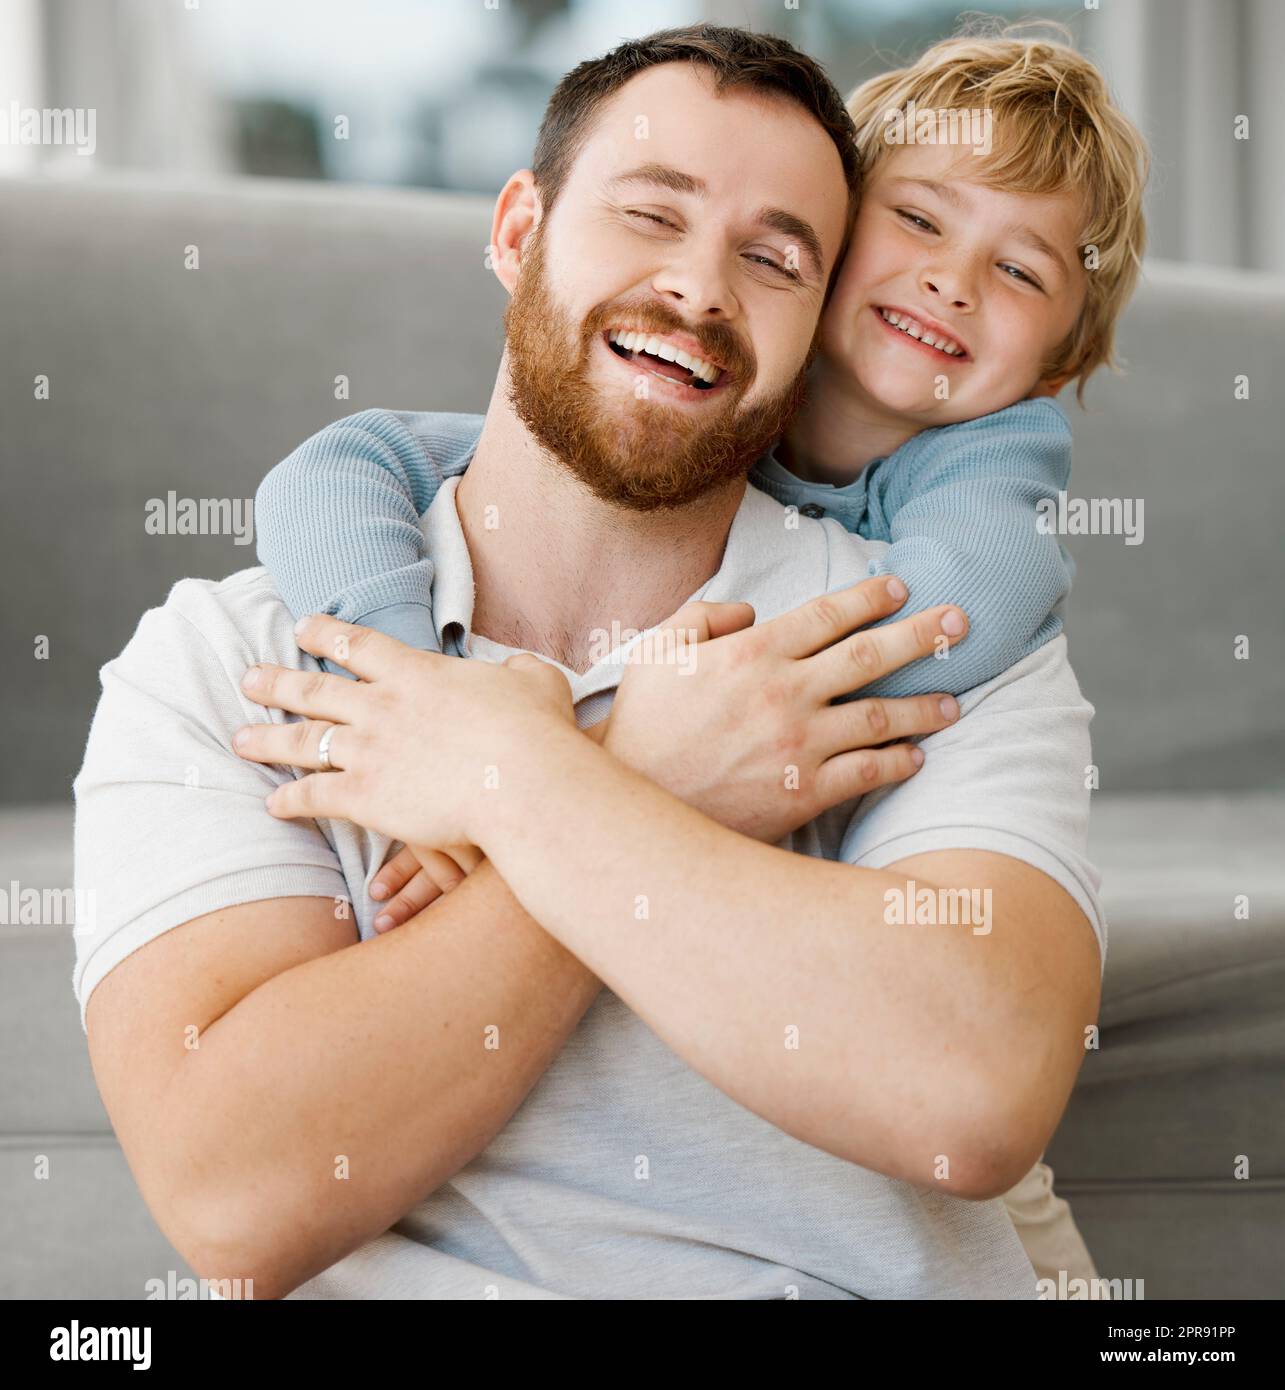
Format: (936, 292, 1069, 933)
(455, 360, 746, 674)
(779, 355, 919, 484)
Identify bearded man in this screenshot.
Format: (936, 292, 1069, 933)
(73, 25, 1102, 1300)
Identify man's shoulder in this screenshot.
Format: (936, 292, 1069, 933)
(957, 629, 1091, 716)
(154, 564, 294, 637)
(713, 483, 889, 621)
(833, 631, 1104, 959)
(103, 567, 305, 710)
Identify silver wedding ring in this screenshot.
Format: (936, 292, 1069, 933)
(317, 723, 339, 771)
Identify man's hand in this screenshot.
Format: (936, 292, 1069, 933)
(233, 614, 577, 851)
(604, 577, 969, 842)
(368, 730, 616, 934)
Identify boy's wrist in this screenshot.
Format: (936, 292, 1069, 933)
(352, 600, 440, 652)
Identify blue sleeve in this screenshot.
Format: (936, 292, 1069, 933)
(254, 408, 481, 677)
(849, 400, 1074, 700)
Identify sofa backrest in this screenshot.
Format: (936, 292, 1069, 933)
(0, 173, 1281, 798)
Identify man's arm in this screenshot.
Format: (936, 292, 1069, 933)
(243, 594, 1100, 1208)
(81, 582, 939, 1299)
(77, 590, 599, 1299)
(473, 731, 1101, 1202)
(87, 865, 599, 1301)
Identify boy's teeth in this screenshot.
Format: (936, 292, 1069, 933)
(878, 308, 963, 357)
(608, 328, 720, 382)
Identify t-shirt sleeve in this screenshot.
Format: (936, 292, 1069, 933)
(254, 408, 458, 674)
(852, 400, 1075, 701)
(837, 635, 1106, 969)
(71, 587, 351, 1032)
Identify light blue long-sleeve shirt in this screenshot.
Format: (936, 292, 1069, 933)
(254, 398, 1074, 698)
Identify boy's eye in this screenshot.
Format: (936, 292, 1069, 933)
(896, 209, 938, 233)
(1000, 263, 1042, 289)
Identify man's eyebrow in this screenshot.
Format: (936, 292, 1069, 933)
(606, 163, 707, 197)
(755, 207, 824, 280)
(889, 176, 1071, 276)
(606, 164, 824, 280)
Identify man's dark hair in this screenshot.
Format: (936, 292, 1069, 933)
(531, 23, 861, 222)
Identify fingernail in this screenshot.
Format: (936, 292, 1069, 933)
(241, 666, 261, 690)
(886, 577, 907, 601)
(232, 728, 250, 749)
(373, 913, 393, 932)
(294, 615, 312, 636)
(910, 746, 925, 767)
(369, 882, 389, 900)
(939, 696, 960, 721)
(940, 609, 965, 636)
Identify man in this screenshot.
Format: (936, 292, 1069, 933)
(73, 26, 1102, 1299)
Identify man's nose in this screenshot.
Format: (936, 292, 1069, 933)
(918, 261, 976, 312)
(650, 243, 740, 319)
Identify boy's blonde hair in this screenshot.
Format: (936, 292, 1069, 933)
(846, 23, 1149, 402)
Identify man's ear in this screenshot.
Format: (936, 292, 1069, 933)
(489, 170, 541, 295)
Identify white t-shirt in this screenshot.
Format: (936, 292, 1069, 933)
(72, 475, 1103, 1300)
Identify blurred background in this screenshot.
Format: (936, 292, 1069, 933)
(1, 0, 1282, 1302)
(3, 0, 1283, 272)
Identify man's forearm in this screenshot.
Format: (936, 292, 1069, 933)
(479, 726, 1065, 1190)
(177, 864, 599, 1296)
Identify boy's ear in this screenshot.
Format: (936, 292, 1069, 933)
(489, 170, 542, 295)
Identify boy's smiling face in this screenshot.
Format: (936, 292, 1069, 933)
(822, 142, 1088, 425)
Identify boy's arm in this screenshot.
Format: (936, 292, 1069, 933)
(850, 400, 1074, 699)
(254, 409, 483, 673)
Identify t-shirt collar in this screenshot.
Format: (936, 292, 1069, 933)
(421, 475, 477, 655)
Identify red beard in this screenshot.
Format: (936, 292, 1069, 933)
(503, 226, 813, 512)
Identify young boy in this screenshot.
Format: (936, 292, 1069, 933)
(255, 27, 1148, 924)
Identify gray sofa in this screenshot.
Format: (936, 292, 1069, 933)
(1, 173, 1282, 1299)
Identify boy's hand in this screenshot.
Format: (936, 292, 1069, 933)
(369, 842, 485, 932)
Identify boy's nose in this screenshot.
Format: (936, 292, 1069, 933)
(919, 266, 974, 311)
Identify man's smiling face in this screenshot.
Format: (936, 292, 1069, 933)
(821, 141, 1088, 425)
(502, 62, 850, 510)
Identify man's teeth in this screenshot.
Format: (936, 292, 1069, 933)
(878, 309, 964, 357)
(607, 328, 721, 383)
